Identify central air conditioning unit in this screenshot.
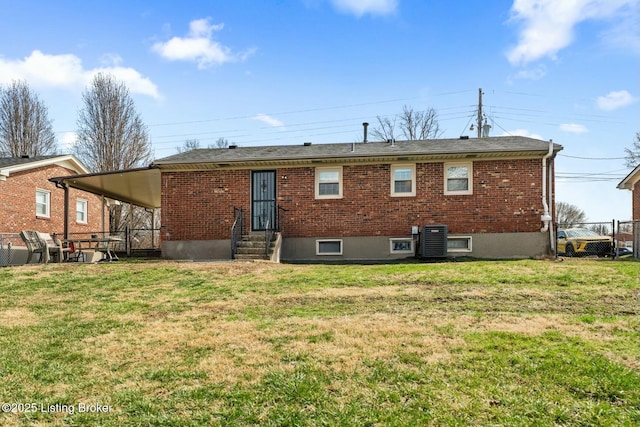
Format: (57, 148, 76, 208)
(420, 225, 448, 258)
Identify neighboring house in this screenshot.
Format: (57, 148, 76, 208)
(617, 164, 640, 221)
(153, 136, 562, 261)
(0, 155, 105, 236)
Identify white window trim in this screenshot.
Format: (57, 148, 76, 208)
(35, 189, 50, 218)
(391, 164, 416, 197)
(444, 162, 473, 195)
(389, 238, 414, 254)
(448, 236, 473, 253)
(76, 198, 88, 224)
(316, 239, 343, 256)
(315, 166, 343, 199)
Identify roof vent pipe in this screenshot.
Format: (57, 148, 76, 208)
(362, 122, 369, 143)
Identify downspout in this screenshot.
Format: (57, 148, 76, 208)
(540, 140, 554, 251)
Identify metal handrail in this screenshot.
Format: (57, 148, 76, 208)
(231, 207, 243, 259)
(264, 218, 273, 259)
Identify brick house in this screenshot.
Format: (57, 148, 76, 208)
(0, 155, 105, 236)
(617, 164, 640, 221)
(153, 136, 562, 261)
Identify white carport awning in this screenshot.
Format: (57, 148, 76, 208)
(50, 167, 161, 209)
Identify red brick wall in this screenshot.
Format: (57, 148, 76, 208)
(161, 158, 547, 241)
(0, 165, 106, 235)
(161, 169, 250, 241)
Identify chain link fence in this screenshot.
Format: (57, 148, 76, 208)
(555, 221, 615, 258)
(0, 233, 21, 266)
(555, 220, 638, 259)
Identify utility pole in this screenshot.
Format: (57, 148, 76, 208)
(477, 88, 483, 139)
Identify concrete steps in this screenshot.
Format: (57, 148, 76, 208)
(234, 232, 277, 260)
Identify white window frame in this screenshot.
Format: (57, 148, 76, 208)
(315, 166, 343, 199)
(35, 189, 50, 218)
(316, 239, 343, 256)
(444, 162, 473, 195)
(389, 238, 414, 254)
(76, 198, 88, 224)
(391, 164, 416, 197)
(448, 236, 473, 253)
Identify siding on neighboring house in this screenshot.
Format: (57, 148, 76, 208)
(0, 164, 105, 234)
(633, 187, 640, 221)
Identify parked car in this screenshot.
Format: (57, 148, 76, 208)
(557, 228, 613, 257)
(614, 247, 632, 257)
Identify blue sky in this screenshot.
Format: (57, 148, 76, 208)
(0, 0, 638, 221)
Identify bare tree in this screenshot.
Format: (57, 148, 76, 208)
(214, 137, 229, 149)
(370, 116, 397, 141)
(176, 139, 201, 153)
(556, 202, 587, 228)
(74, 72, 152, 172)
(370, 105, 441, 142)
(624, 132, 640, 168)
(399, 105, 442, 140)
(74, 73, 153, 232)
(0, 80, 57, 157)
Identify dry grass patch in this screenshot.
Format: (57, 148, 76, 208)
(0, 308, 39, 327)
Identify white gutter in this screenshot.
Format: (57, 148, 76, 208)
(540, 140, 555, 252)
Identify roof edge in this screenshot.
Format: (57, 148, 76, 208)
(0, 154, 90, 178)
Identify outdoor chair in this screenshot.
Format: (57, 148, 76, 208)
(37, 232, 67, 263)
(19, 230, 46, 264)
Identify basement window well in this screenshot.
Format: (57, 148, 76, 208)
(390, 238, 414, 254)
(447, 236, 472, 252)
(316, 239, 343, 255)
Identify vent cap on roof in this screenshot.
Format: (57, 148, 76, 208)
(228, 144, 237, 149)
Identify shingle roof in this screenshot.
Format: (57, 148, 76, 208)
(154, 136, 562, 166)
(0, 155, 62, 168)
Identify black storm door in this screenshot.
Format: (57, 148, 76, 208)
(251, 170, 276, 231)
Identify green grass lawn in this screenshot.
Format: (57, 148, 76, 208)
(0, 259, 638, 426)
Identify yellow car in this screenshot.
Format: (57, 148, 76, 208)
(557, 228, 613, 257)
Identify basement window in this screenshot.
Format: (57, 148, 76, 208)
(447, 236, 472, 252)
(316, 239, 343, 255)
(390, 238, 414, 254)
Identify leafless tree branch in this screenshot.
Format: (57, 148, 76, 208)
(0, 80, 57, 157)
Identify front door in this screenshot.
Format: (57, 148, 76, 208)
(251, 170, 276, 231)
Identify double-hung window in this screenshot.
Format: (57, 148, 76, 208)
(315, 167, 342, 199)
(444, 162, 473, 195)
(391, 165, 416, 197)
(35, 189, 50, 218)
(76, 199, 88, 224)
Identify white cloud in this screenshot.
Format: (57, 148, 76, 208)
(59, 132, 78, 153)
(596, 90, 637, 110)
(330, 0, 398, 17)
(252, 114, 284, 127)
(560, 123, 588, 134)
(152, 17, 254, 69)
(506, 0, 637, 65)
(0, 50, 160, 99)
(511, 64, 547, 81)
